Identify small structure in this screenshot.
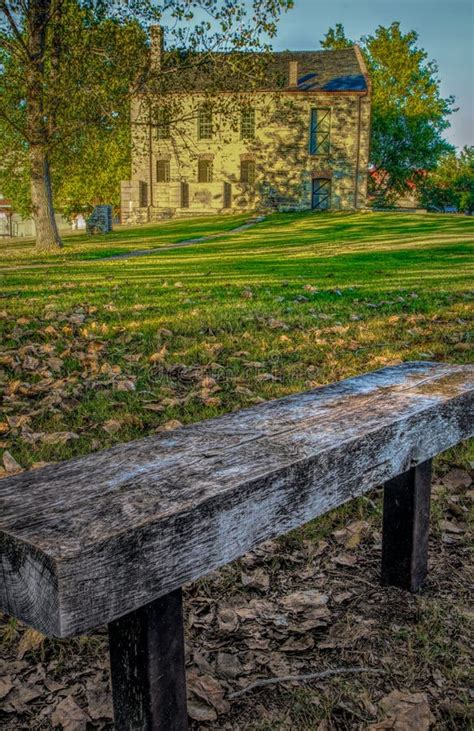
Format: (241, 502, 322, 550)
(86, 205, 113, 235)
(0, 193, 72, 237)
(0, 197, 13, 237)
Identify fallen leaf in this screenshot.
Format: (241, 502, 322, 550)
(0, 676, 13, 699)
(51, 695, 91, 730)
(114, 379, 136, 392)
(3, 451, 22, 473)
(217, 607, 239, 633)
(280, 635, 314, 652)
(102, 419, 123, 435)
(439, 519, 465, 534)
(187, 699, 217, 722)
(187, 671, 229, 715)
(159, 419, 183, 431)
(369, 690, 435, 730)
(149, 347, 168, 363)
(442, 468, 472, 490)
(216, 652, 244, 678)
(41, 431, 79, 445)
(85, 678, 113, 720)
(280, 590, 329, 614)
(17, 628, 45, 659)
(332, 553, 358, 566)
(241, 569, 270, 591)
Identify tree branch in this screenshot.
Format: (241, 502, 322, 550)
(228, 666, 384, 699)
(0, 0, 29, 55)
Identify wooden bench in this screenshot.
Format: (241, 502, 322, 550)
(1, 361, 472, 729)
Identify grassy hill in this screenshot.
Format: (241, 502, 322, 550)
(1, 210, 473, 466)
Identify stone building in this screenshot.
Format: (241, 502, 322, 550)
(121, 29, 371, 222)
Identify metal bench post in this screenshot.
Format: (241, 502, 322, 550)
(108, 588, 188, 730)
(382, 459, 432, 592)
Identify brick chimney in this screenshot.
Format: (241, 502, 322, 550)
(150, 25, 164, 74)
(289, 60, 298, 88)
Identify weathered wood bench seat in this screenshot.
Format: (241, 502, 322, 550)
(1, 361, 473, 729)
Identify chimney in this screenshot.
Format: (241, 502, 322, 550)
(150, 25, 164, 74)
(289, 60, 298, 88)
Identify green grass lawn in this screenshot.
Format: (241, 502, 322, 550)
(1, 209, 473, 468)
(1, 209, 473, 729)
(0, 212, 251, 264)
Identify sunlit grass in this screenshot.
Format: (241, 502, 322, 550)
(0, 209, 472, 468)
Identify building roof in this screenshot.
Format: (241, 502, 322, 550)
(267, 49, 368, 92)
(155, 46, 370, 94)
(0, 198, 12, 211)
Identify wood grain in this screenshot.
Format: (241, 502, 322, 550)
(382, 459, 432, 591)
(1, 361, 473, 637)
(108, 589, 188, 730)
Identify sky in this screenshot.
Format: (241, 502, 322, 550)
(272, 0, 473, 149)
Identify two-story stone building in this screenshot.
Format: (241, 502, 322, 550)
(121, 29, 371, 222)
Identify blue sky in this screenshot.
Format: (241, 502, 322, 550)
(272, 0, 473, 149)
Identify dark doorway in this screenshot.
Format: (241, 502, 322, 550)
(312, 178, 331, 210)
(223, 182, 232, 209)
(181, 182, 189, 209)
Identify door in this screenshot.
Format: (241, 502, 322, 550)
(312, 178, 331, 210)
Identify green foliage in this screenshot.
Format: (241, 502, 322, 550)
(420, 146, 474, 214)
(320, 23, 353, 50)
(0, 0, 293, 248)
(321, 22, 455, 204)
(0, 4, 147, 217)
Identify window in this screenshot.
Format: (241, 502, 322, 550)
(139, 181, 148, 208)
(240, 159, 255, 184)
(156, 109, 171, 139)
(309, 108, 330, 155)
(198, 159, 213, 183)
(198, 105, 213, 139)
(240, 107, 255, 140)
(156, 159, 170, 182)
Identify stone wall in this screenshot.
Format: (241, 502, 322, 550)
(122, 91, 371, 221)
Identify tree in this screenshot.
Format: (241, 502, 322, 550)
(420, 146, 474, 214)
(320, 23, 353, 50)
(1, 1, 148, 249)
(321, 22, 455, 204)
(0, 0, 293, 251)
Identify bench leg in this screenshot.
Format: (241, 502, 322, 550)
(381, 459, 432, 592)
(108, 588, 188, 730)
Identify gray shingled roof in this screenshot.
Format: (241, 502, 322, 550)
(157, 47, 368, 93)
(269, 49, 368, 91)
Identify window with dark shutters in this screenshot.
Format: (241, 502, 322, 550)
(181, 182, 189, 208)
(139, 181, 148, 208)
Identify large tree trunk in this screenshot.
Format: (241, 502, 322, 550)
(26, 0, 62, 251)
(29, 144, 62, 251)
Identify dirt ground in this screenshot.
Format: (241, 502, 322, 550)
(1, 453, 472, 730)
